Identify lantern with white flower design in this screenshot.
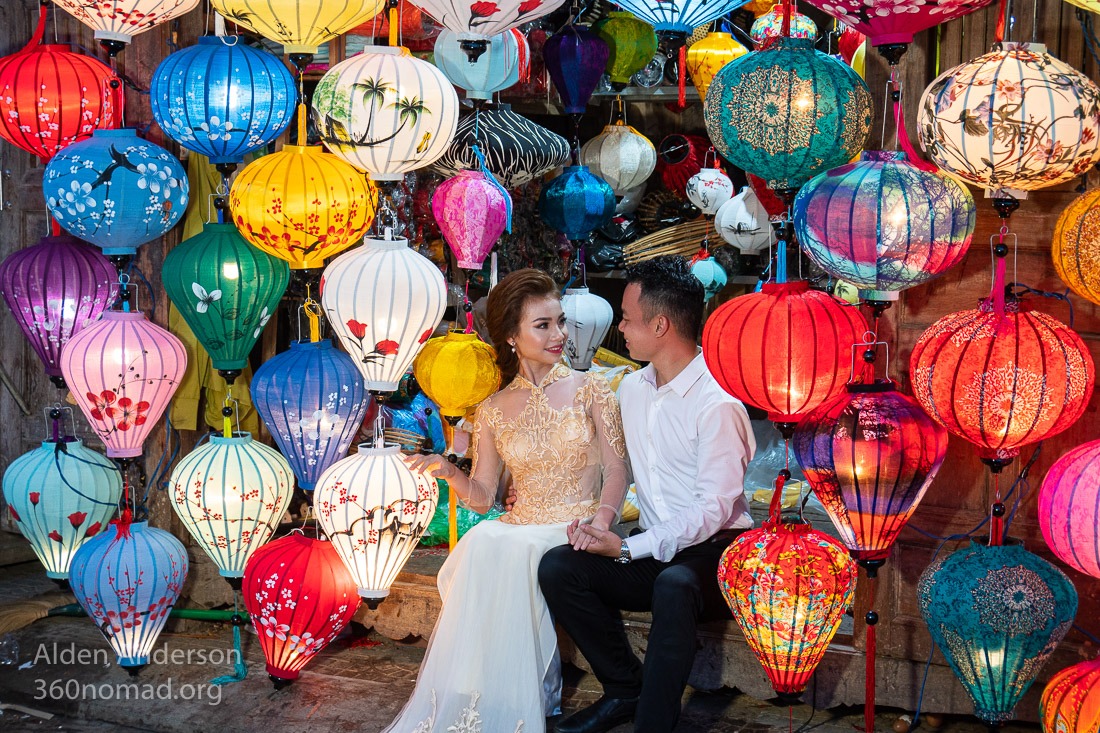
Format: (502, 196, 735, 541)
(53, 0, 201, 56)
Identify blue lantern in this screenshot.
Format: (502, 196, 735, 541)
(43, 129, 189, 256)
(2, 437, 121, 579)
(69, 520, 189, 669)
(691, 255, 727, 301)
(539, 166, 615, 242)
(918, 541, 1078, 724)
(544, 26, 610, 118)
(150, 36, 296, 166)
(434, 29, 525, 101)
(252, 339, 369, 490)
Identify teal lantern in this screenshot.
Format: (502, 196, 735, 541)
(691, 255, 727, 301)
(162, 223, 289, 381)
(539, 165, 615, 242)
(703, 36, 872, 196)
(918, 541, 1078, 725)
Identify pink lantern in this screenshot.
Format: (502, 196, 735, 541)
(60, 310, 186, 458)
(430, 170, 510, 270)
(801, 0, 995, 50)
(1039, 439, 1100, 580)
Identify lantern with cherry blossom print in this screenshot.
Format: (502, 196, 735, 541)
(168, 433, 294, 582)
(53, 0, 201, 55)
(243, 533, 361, 686)
(686, 166, 735, 216)
(407, 0, 565, 61)
(314, 444, 438, 604)
(1041, 659, 1100, 733)
(1038, 439, 1100, 580)
(211, 0, 385, 56)
(561, 287, 613, 370)
(68, 520, 189, 669)
(431, 170, 510, 270)
(59, 310, 187, 459)
(433, 29, 527, 101)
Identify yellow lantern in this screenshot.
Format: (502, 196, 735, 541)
(686, 31, 748, 101)
(230, 145, 378, 271)
(212, 0, 385, 57)
(745, 0, 774, 15)
(1053, 187, 1100, 307)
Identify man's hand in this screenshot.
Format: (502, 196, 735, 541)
(503, 484, 517, 512)
(567, 521, 622, 558)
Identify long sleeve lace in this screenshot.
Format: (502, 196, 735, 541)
(447, 402, 502, 515)
(584, 373, 629, 528)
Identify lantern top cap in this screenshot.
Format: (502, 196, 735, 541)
(355, 443, 401, 456)
(211, 431, 254, 446)
(102, 310, 147, 321)
(290, 338, 334, 350)
(996, 41, 1047, 53)
(281, 145, 327, 156)
(442, 330, 483, 341)
(761, 281, 810, 295)
(862, 151, 908, 162)
(41, 437, 82, 449)
(565, 287, 591, 295)
(201, 222, 239, 232)
(91, 128, 138, 138)
(364, 235, 411, 250)
(38, 44, 74, 54)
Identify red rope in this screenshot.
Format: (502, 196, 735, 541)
(677, 45, 687, 110)
(782, 0, 792, 37)
(990, 474, 1004, 546)
(993, 0, 1008, 43)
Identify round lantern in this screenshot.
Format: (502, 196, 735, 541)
(918, 541, 1077, 724)
(431, 170, 510, 270)
(802, 0, 992, 50)
(685, 31, 748, 101)
(43, 129, 189, 257)
(211, 0, 386, 56)
(313, 444, 439, 603)
(544, 26, 610, 118)
(433, 28, 526, 100)
(405, 0, 565, 54)
(702, 281, 867, 430)
(150, 36, 296, 167)
(243, 534, 362, 683)
(3, 437, 122, 579)
(910, 299, 1094, 467)
(580, 122, 657, 196)
(0, 235, 118, 387)
(60, 310, 187, 459)
(715, 187, 775, 252)
(53, 0, 200, 53)
(686, 167, 735, 215)
(792, 382, 949, 566)
(704, 36, 873, 194)
(322, 236, 447, 392)
(1038, 439, 1100, 580)
(749, 5, 818, 44)
(593, 12, 657, 90)
(1053, 187, 1100, 307)
(311, 46, 460, 181)
(717, 520, 857, 698)
(656, 133, 710, 198)
(1041, 659, 1100, 733)
(918, 43, 1100, 192)
(413, 331, 500, 419)
(168, 433, 294, 580)
(539, 166, 615, 242)
(561, 287, 613, 370)
(230, 145, 378, 271)
(792, 151, 976, 295)
(691, 256, 726, 302)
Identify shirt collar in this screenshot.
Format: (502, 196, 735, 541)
(510, 361, 572, 391)
(638, 352, 708, 397)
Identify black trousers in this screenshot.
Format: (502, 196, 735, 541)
(538, 531, 742, 733)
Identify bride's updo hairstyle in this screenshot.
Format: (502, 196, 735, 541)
(486, 268, 560, 384)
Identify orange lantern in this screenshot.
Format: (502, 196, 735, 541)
(1053, 187, 1100, 307)
(1041, 659, 1100, 733)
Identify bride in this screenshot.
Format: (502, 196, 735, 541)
(387, 268, 629, 733)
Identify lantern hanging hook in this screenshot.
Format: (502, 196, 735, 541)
(848, 330, 890, 384)
(44, 403, 77, 442)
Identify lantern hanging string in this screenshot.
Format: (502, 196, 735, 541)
(471, 144, 512, 232)
(994, 0, 1009, 43)
(990, 474, 1004, 546)
(388, 0, 400, 47)
(209, 590, 249, 686)
(864, 574, 878, 733)
(887, 68, 938, 172)
(302, 290, 323, 343)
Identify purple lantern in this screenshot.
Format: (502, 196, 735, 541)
(431, 170, 510, 270)
(544, 26, 610, 120)
(0, 235, 118, 388)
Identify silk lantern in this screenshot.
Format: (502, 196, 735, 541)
(312, 46, 459, 181)
(704, 36, 873, 195)
(580, 122, 656, 196)
(715, 187, 775, 253)
(1041, 659, 1100, 733)
(539, 166, 615, 242)
(69, 520, 189, 668)
(434, 29, 526, 100)
(413, 331, 499, 420)
(792, 151, 976, 297)
(322, 235, 447, 392)
(53, 0, 201, 54)
(749, 5, 818, 44)
(150, 36, 296, 167)
(608, 0, 752, 48)
(44, 129, 189, 257)
(918, 541, 1077, 724)
(432, 170, 510, 269)
(1038, 439, 1100, 580)
(686, 167, 735, 215)
(691, 255, 727, 302)
(544, 26, 610, 119)
(406, 0, 564, 59)
(561, 287, 613, 370)
(685, 31, 748, 101)
(243, 534, 361, 684)
(802, 0, 992, 51)
(348, 0, 438, 42)
(314, 444, 439, 604)
(212, 0, 386, 56)
(169, 433, 294, 581)
(593, 12, 657, 90)
(230, 145, 378, 271)
(918, 43, 1100, 192)
(1053, 187, 1100, 307)
(0, 235, 118, 387)
(60, 310, 187, 459)
(3, 437, 121, 579)
(252, 339, 370, 490)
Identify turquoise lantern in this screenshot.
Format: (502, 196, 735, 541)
(918, 541, 1078, 725)
(539, 166, 615, 242)
(691, 254, 727, 301)
(703, 36, 872, 197)
(433, 29, 525, 101)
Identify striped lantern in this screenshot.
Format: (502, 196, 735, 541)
(1041, 659, 1100, 733)
(321, 236, 447, 392)
(433, 28, 527, 100)
(406, 0, 565, 49)
(313, 444, 438, 602)
(53, 0, 200, 52)
(168, 432, 294, 580)
(60, 310, 187, 459)
(561, 287, 613, 370)
(609, 0, 752, 40)
(212, 0, 386, 55)
(312, 46, 460, 181)
(715, 187, 775, 253)
(539, 166, 615, 242)
(252, 339, 370, 491)
(580, 122, 657, 196)
(685, 31, 748, 101)
(431, 170, 510, 270)
(1053, 187, 1100, 307)
(1038, 439, 1100, 580)
(593, 12, 657, 91)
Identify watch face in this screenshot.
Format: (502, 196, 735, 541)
(631, 54, 666, 88)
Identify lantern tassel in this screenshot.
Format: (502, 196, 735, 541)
(388, 0, 399, 48)
(210, 602, 248, 686)
(893, 92, 937, 173)
(471, 144, 512, 233)
(678, 45, 687, 110)
(767, 469, 786, 522)
(992, 246, 1007, 319)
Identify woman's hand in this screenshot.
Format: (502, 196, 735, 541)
(403, 453, 458, 480)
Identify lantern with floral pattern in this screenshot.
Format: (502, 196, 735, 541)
(1053, 187, 1100, 307)
(53, 0, 201, 54)
(1040, 659, 1100, 733)
(432, 170, 510, 270)
(212, 0, 386, 55)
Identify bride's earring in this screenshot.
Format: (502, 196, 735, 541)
(509, 341, 516, 354)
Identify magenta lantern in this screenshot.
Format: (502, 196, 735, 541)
(0, 235, 118, 388)
(431, 170, 510, 270)
(801, 0, 995, 50)
(60, 310, 186, 458)
(1039, 439, 1100, 580)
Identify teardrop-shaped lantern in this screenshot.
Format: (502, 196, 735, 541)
(539, 166, 615, 242)
(1041, 659, 1100, 733)
(434, 29, 526, 100)
(413, 331, 500, 419)
(685, 31, 747, 101)
(1052, 187, 1100, 308)
(544, 26, 610, 117)
(593, 12, 657, 91)
(686, 167, 735, 215)
(714, 187, 775, 253)
(580, 122, 657, 195)
(54, 0, 200, 54)
(690, 255, 727, 302)
(561, 287, 613, 370)
(211, 0, 386, 55)
(432, 170, 510, 270)
(1038, 438, 1100, 580)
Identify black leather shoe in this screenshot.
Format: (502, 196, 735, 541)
(554, 696, 638, 733)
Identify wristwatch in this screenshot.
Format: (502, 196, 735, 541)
(616, 539, 632, 564)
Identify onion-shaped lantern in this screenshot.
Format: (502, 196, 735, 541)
(433, 29, 526, 101)
(685, 31, 748, 101)
(431, 170, 510, 270)
(413, 331, 500, 421)
(212, 0, 385, 56)
(1038, 439, 1100, 580)
(60, 310, 187, 459)
(704, 37, 873, 194)
(243, 534, 361, 685)
(314, 444, 439, 604)
(544, 26, 609, 118)
(1052, 187, 1100, 307)
(608, 0, 752, 50)
(54, 0, 200, 54)
(691, 255, 727, 302)
(44, 129, 189, 257)
(918, 541, 1077, 725)
(539, 166, 615, 242)
(406, 0, 565, 56)
(2, 437, 121, 579)
(0, 235, 118, 387)
(1041, 659, 1100, 733)
(749, 5, 818, 44)
(150, 36, 296, 167)
(593, 12, 657, 91)
(918, 43, 1100, 192)
(580, 122, 657, 196)
(715, 187, 775, 253)
(801, 0, 992, 50)
(69, 520, 188, 669)
(561, 287, 613, 370)
(686, 167, 735, 215)
(322, 236, 447, 392)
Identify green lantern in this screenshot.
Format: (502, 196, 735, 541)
(594, 12, 658, 91)
(163, 223, 289, 381)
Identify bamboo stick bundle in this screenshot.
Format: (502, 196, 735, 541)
(623, 219, 715, 265)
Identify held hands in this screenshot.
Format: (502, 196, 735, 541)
(403, 453, 459, 481)
(567, 520, 621, 557)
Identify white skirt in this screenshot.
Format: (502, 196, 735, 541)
(383, 519, 569, 733)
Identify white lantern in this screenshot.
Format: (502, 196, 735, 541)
(312, 46, 460, 181)
(408, 0, 566, 57)
(313, 444, 438, 603)
(580, 122, 657, 195)
(54, 0, 200, 51)
(211, 0, 385, 55)
(322, 235, 447, 392)
(615, 183, 646, 215)
(562, 287, 613, 370)
(168, 433, 294, 580)
(686, 167, 735, 215)
(715, 186, 775, 253)
(434, 29, 527, 100)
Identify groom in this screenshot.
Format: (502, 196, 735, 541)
(538, 256, 756, 733)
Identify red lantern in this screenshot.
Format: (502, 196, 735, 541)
(0, 4, 121, 163)
(656, 133, 709, 200)
(1041, 659, 1100, 733)
(243, 534, 362, 687)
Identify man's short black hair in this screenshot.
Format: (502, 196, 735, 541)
(624, 256, 704, 341)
